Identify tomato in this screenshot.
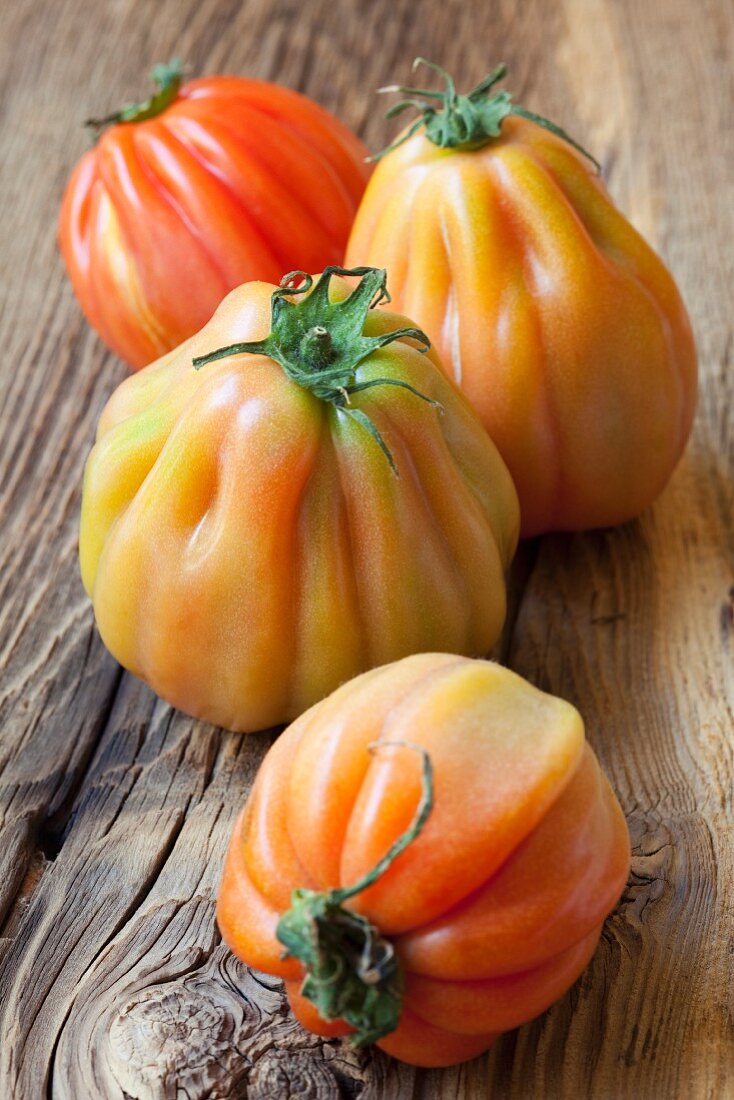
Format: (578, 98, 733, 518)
(59, 61, 371, 369)
(79, 267, 519, 732)
(346, 62, 697, 536)
(217, 652, 630, 1067)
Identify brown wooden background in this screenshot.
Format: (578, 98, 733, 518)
(0, 0, 732, 1096)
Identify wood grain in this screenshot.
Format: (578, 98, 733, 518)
(0, 0, 731, 1096)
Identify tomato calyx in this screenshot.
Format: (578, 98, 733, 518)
(275, 741, 434, 1047)
(192, 266, 441, 476)
(85, 59, 183, 138)
(371, 58, 600, 171)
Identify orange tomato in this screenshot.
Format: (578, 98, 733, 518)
(346, 62, 697, 536)
(217, 653, 630, 1067)
(59, 61, 371, 369)
(79, 268, 519, 732)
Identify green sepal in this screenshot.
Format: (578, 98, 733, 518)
(340, 406, 398, 476)
(371, 58, 600, 172)
(277, 890, 403, 1046)
(275, 742, 434, 1047)
(192, 267, 440, 475)
(507, 104, 601, 171)
(85, 59, 183, 137)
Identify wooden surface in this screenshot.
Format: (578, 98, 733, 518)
(0, 0, 732, 1096)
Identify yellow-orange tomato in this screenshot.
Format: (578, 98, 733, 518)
(346, 63, 697, 536)
(79, 268, 519, 732)
(217, 653, 630, 1067)
(59, 62, 371, 369)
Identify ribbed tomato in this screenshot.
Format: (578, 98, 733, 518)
(346, 62, 697, 536)
(59, 61, 371, 369)
(79, 268, 519, 732)
(217, 653, 630, 1067)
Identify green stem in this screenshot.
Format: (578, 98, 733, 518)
(332, 741, 434, 903)
(275, 742, 434, 1046)
(192, 266, 441, 476)
(300, 325, 334, 370)
(371, 57, 600, 172)
(85, 59, 183, 137)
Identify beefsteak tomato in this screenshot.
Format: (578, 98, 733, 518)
(60, 61, 371, 369)
(346, 61, 697, 536)
(217, 653, 630, 1066)
(79, 267, 519, 732)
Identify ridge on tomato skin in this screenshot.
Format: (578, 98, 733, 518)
(216, 653, 631, 1068)
(346, 60, 698, 537)
(79, 267, 519, 733)
(59, 60, 372, 369)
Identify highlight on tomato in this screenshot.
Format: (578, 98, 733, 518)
(79, 267, 519, 732)
(217, 653, 630, 1067)
(59, 60, 371, 369)
(346, 60, 697, 536)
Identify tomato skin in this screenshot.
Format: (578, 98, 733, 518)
(217, 654, 630, 1066)
(79, 280, 519, 733)
(346, 117, 697, 536)
(59, 77, 371, 369)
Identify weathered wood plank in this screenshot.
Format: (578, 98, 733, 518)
(0, 0, 731, 1096)
(499, 0, 734, 1094)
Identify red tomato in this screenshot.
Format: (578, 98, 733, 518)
(59, 61, 371, 368)
(217, 654, 630, 1066)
